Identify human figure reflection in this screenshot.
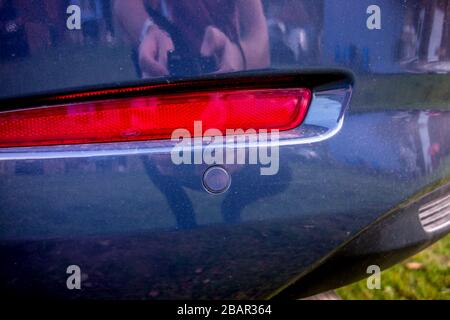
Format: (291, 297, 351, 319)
(141, 153, 292, 230)
(141, 154, 198, 229)
(114, 0, 276, 229)
(114, 0, 269, 78)
(266, 0, 322, 66)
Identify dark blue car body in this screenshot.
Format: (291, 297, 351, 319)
(0, 0, 449, 299)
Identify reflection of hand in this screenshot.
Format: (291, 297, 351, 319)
(201, 26, 245, 73)
(139, 26, 174, 78)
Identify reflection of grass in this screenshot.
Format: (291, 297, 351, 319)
(337, 234, 450, 300)
(351, 75, 450, 113)
(3, 44, 450, 114)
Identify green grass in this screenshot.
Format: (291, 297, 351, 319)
(349, 74, 450, 113)
(337, 234, 450, 300)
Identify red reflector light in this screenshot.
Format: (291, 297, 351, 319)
(0, 88, 311, 148)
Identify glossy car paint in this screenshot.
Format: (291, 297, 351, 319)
(0, 0, 449, 299)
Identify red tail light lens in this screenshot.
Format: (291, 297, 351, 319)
(0, 88, 311, 148)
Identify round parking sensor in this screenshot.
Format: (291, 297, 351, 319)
(202, 166, 231, 194)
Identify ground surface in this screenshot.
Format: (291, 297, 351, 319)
(337, 234, 450, 300)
